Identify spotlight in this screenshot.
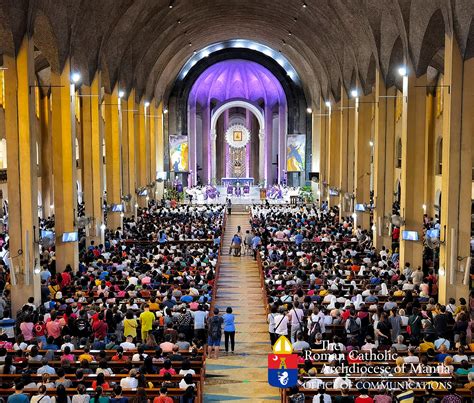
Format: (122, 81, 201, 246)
(163, 108, 169, 114)
(351, 89, 358, 98)
(144, 101, 150, 107)
(34, 267, 41, 275)
(369, 141, 374, 147)
(120, 212, 124, 218)
(352, 213, 357, 219)
(100, 224, 106, 231)
(118, 90, 125, 98)
(398, 66, 407, 77)
(134, 203, 139, 208)
(50, 204, 54, 210)
(188, 42, 192, 47)
(71, 72, 81, 83)
(325, 101, 331, 107)
(306, 107, 313, 114)
(303, 3, 307, 8)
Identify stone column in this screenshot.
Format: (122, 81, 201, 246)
(4, 36, 40, 313)
(202, 105, 210, 183)
(126, 90, 137, 211)
(104, 88, 122, 230)
(438, 34, 473, 303)
(188, 103, 197, 184)
(136, 100, 147, 207)
(399, 72, 427, 268)
(40, 95, 53, 219)
(81, 74, 103, 245)
(354, 93, 373, 229)
(278, 104, 287, 184)
(258, 130, 265, 185)
(265, 105, 273, 185)
(210, 129, 217, 184)
(155, 102, 165, 199)
(328, 103, 340, 207)
(318, 100, 330, 200)
(339, 89, 351, 216)
(373, 71, 395, 248)
(51, 60, 79, 272)
(148, 102, 157, 196)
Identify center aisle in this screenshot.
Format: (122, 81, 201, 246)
(204, 212, 279, 402)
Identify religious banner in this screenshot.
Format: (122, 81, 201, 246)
(169, 135, 189, 172)
(286, 134, 306, 172)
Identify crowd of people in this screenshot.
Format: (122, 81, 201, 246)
(0, 204, 227, 403)
(251, 204, 474, 402)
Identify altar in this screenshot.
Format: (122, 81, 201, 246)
(221, 177, 254, 186)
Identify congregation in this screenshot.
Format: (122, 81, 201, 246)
(251, 204, 474, 402)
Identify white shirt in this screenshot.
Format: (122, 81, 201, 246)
(120, 376, 139, 389)
(273, 314, 289, 335)
(120, 341, 136, 351)
(312, 393, 332, 403)
(31, 395, 52, 403)
(289, 308, 304, 326)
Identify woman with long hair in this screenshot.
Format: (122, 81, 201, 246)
(31, 385, 52, 403)
(52, 385, 71, 403)
(90, 386, 110, 403)
(72, 384, 90, 403)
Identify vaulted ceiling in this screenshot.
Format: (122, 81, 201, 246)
(0, 0, 473, 105)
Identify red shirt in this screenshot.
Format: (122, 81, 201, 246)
(356, 397, 374, 403)
(61, 272, 71, 286)
(92, 320, 108, 339)
(153, 396, 173, 403)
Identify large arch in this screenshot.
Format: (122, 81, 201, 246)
(209, 99, 265, 185)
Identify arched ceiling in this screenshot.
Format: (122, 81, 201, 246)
(0, 0, 473, 106)
(189, 59, 286, 108)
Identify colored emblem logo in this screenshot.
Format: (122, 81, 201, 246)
(268, 335, 298, 388)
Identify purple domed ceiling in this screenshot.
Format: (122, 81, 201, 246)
(189, 59, 286, 107)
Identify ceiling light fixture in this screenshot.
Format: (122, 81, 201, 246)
(398, 66, 407, 76)
(118, 90, 125, 98)
(303, 3, 307, 8)
(163, 108, 169, 114)
(306, 107, 313, 114)
(71, 72, 81, 83)
(144, 101, 150, 107)
(351, 89, 358, 98)
(325, 101, 331, 107)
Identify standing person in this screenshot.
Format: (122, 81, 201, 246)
(288, 302, 305, 343)
(226, 198, 232, 215)
(273, 308, 289, 338)
(139, 304, 155, 341)
(251, 232, 262, 261)
(191, 305, 208, 345)
(244, 230, 253, 256)
(267, 305, 278, 345)
(207, 308, 224, 359)
(223, 307, 236, 354)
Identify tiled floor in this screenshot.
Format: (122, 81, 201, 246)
(204, 213, 280, 402)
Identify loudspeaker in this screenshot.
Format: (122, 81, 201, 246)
(309, 172, 319, 182)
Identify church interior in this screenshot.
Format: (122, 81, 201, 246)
(0, 1, 472, 402)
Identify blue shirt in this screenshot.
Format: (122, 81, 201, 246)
(251, 236, 261, 249)
(295, 234, 304, 245)
(223, 313, 235, 332)
(7, 394, 29, 403)
(180, 295, 193, 303)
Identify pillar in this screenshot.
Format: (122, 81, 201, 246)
(258, 130, 265, 185)
(339, 89, 351, 216)
(311, 103, 321, 198)
(156, 102, 165, 199)
(51, 60, 79, 272)
(354, 93, 373, 229)
(373, 71, 395, 248)
(149, 102, 157, 196)
(81, 74, 103, 245)
(265, 105, 273, 186)
(104, 88, 122, 229)
(318, 100, 330, 200)
(399, 72, 426, 268)
(39, 95, 53, 218)
(278, 103, 287, 184)
(438, 34, 472, 303)
(328, 102, 340, 206)
(126, 90, 137, 212)
(4, 36, 40, 313)
(136, 100, 147, 206)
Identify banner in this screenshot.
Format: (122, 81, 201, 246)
(286, 134, 306, 172)
(169, 135, 189, 172)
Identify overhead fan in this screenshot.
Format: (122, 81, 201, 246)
(391, 214, 405, 227)
(76, 216, 92, 228)
(121, 194, 132, 202)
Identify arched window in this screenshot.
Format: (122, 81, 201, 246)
(396, 138, 402, 168)
(436, 138, 443, 175)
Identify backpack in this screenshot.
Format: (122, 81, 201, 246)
(74, 318, 91, 335)
(209, 316, 221, 339)
(347, 317, 360, 335)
